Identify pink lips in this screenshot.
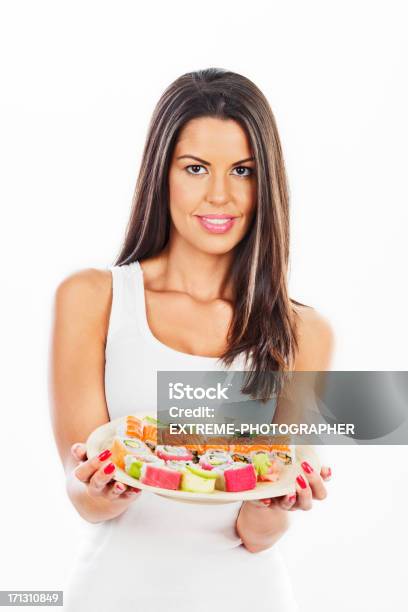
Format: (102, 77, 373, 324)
(198, 214, 235, 219)
(195, 214, 237, 234)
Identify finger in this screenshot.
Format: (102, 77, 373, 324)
(295, 473, 313, 510)
(121, 487, 142, 500)
(87, 462, 117, 497)
(320, 466, 332, 481)
(278, 493, 297, 511)
(104, 481, 129, 501)
(300, 461, 327, 501)
(252, 498, 273, 508)
(71, 443, 87, 462)
(104, 482, 142, 501)
(74, 448, 113, 483)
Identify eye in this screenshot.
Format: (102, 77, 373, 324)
(231, 166, 254, 177)
(185, 164, 254, 177)
(185, 164, 207, 175)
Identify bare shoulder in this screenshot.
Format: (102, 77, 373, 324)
(54, 267, 112, 342)
(292, 304, 336, 371)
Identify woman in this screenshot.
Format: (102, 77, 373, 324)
(49, 68, 334, 611)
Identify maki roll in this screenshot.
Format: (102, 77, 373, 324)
(223, 463, 257, 492)
(111, 436, 152, 470)
(270, 444, 296, 465)
(165, 460, 192, 471)
(116, 415, 159, 450)
(124, 454, 164, 479)
(199, 449, 234, 471)
(156, 445, 193, 462)
(230, 443, 271, 462)
(180, 464, 218, 493)
(140, 463, 182, 490)
(116, 415, 144, 439)
(250, 451, 282, 483)
(198, 450, 234, 491)
(230, 442, 295, 465)
(141, 415, 158, 450)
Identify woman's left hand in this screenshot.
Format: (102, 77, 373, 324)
(252, 463, 332, 511)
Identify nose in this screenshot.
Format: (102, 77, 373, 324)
(205, 173, 230, 206)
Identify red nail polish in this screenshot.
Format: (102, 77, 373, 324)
(288, 494, 297, 503)
(327, 467, 332, 477)
(261, 499, 270, 504)
(131, 487, 141, 493)
(98, 449, 112, 462)
(301, 461, 313, 474)
(296, 474, 307, 489)
(103, 462, 115, 475)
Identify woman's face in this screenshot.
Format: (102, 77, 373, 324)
(168, 117, 257, 255)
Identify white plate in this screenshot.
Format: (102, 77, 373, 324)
(86, 417, 321, 504)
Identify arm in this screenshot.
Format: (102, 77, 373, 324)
(236, 501, 290, 553)
(48, 269, 140, 524)
(236, 307, 335, 553)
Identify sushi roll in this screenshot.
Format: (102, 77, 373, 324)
(230, 442, 296, 465)
(250, 451, 282, 483)
(180, 464, 218, 493)
(269, 444, 296, 465)
(116, 415, 144, 439)
(165, 460, 192, 472)
(124, 454, 164, 479)
(184, 442, 208, 457)
(199, 449, 234, 470)
(223, 463, 257, 492)
(141, 415, 158, 450)
(116, 415, 159, 449)
(140, 463, 182, 490)
(110, 435, 152, 470)
(156, 445, 193, 462)
(185, 439, 230, 457)
(200, 440, 231, 454)
(197, 450, 234, 490)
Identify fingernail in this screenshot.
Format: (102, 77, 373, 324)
(288, 494, 297, 503)
(115, 483, 125, 491)
(130, 487, 141, 493)
(296, 474, 307, 489)
(326, 467, 332, 477)
(301, 461, 313, 474)
(103, 462, 115, 475)
(98, 449, 112, 462)
(261, 499, 270, 505)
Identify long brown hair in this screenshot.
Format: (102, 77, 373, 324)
(113, 67, 308, 401)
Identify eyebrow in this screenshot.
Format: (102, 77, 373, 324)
(176, 154, 255, 166)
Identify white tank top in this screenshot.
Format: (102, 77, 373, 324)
(63, 261, 299, 612)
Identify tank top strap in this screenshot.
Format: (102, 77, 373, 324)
(107, 261, 145, 346)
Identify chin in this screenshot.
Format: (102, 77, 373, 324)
(192, 237, 239, 256)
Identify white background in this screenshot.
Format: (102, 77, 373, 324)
(1, 1, 407, 610)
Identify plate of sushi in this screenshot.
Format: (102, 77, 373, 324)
(86, 415, 320, 504)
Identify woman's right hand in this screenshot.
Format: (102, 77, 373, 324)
(71, 443, 142, 504)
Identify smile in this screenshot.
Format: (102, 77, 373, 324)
(195, 215, 237, 234)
